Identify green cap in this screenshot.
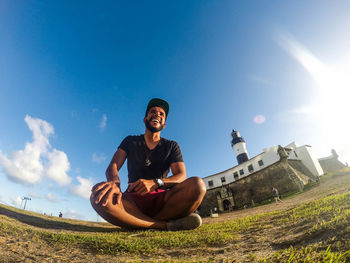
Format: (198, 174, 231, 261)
(146, 98, 169, 117)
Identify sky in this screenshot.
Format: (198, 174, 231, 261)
(1, 1, 350, 221)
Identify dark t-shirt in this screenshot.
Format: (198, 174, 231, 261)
(272, 189, 278, 197)
(118, 135, 184, 183)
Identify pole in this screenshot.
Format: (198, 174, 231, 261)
(22, 197, 31, 210)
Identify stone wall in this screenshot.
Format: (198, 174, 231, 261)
(288, 159, 316, 182)
(198, 158, 314, 217)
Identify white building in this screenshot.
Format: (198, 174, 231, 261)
(202, 130, 324, 190)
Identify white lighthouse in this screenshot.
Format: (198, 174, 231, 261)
(231, 129, 249, 164)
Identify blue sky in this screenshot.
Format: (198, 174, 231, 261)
(1, 1, 349, 221)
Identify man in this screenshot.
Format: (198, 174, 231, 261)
(90, 98, 206, 230)
(272, 187, 283, 203)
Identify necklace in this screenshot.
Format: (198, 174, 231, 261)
(143, 136, 161, 167)
(144, 142, 154, 167)
(145, 157, 152, 166)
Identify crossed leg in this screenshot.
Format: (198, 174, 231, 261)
(90, 177, 206, 230)
(154, 177, 206, 220)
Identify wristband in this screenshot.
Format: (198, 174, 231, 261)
(154, 178, 164, 188)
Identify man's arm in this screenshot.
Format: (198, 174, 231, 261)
(162, 161, 187, 187)
(105, 148, 127, 183)
(91, 148, 127, 206)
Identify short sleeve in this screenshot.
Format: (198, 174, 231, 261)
(118, 136, 130, 154)
(169, 141, 184, 164)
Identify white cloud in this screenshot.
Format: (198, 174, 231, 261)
(92, 152, 107, 163)
(253, 115, 266, 124)
(70, 176, 93, 199)
(46, 192, 59, 203)
(46, 149, 71, 186)
(24, 115, 54, 152)
(0, 115, 52, 184)
(10, 196, 22, 207)
(63, 209, 84, 220)
(0, 148, 42, 184)
(28, 191, 41, 199)
(99, 114, 107, 131)
(0, 115, 72, 186)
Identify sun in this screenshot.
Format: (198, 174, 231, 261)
(279, 34, 350, 163)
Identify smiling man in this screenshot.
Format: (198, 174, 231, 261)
(90, 98, 206, 230)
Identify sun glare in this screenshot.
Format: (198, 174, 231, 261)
(279, 34, 350, 163)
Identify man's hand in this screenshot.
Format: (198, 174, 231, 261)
(91, 180, 122, 206)
(128, 179, 157, 196)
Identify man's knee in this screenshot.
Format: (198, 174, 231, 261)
(90, 192, 119, 215)
(90, 193, 102, 213)
(185, 177, 206, 199)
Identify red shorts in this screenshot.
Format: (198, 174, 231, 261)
(123, 189, 168, 218)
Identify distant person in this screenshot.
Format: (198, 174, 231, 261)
(229, 203, 233, 212)
(315, 176, 320, 184)
(90, 98, 206, 231)
(272, 187, 283, 203)
(59, 212, 63, 218)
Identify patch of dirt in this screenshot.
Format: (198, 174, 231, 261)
(0, 171, 349, 262)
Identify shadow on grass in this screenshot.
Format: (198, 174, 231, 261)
(0, 205, 125, 233)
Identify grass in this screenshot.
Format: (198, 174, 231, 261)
(2, 193, 350, 261)
(263, 246, 350, 263)
(1, 208, 273, 254)
(1, 168, 350, 262)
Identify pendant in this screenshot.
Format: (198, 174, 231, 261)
(145, 158, 151, 166)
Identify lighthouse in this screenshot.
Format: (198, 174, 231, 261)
(231, 129, 249, 164)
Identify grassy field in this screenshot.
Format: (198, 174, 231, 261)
(1, 168, 350, 262)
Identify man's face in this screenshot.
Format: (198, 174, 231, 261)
(144, 106, 166, 133)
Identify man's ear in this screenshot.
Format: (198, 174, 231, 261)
(143, 117, 146, 124)
(163, 122, 166, 128)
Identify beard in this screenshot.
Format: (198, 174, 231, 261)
(145, 119, 164, 133)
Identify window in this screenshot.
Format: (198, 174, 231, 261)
(258, 160, 264, 166)
(248, 164, 254, 172)
(221, 177, 226, 183)
(233, 172, 239, 179)
(294, 151, 298, 157)
(239, 169, 244, 175)
(208, 180, 213, 187)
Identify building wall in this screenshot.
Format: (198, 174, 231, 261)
(199, 139, 339, 217)
(199, 158, 309, 216)
(203, 149, 281, 189)
(202, 142, 323, 190)
(288, 159, 316, 182)
(261, 146, 282, 164)
(318, 155, 346, 173)
(294, 146, 324, 176)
